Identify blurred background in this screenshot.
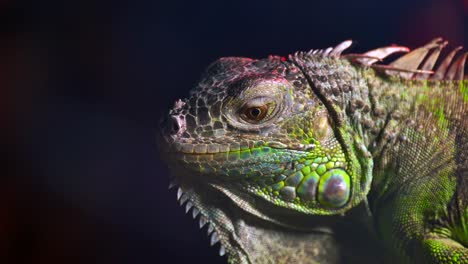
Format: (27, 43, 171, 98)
(3, 0, 467, 263)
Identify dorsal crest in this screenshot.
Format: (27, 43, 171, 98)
(304, 38, 467, 81)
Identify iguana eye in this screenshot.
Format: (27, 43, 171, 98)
(223, 82, 289, 131)
(242, 105, 268, 122)
(239, 97, 275, 123)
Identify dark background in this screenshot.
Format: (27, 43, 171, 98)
(2, 0, 467, 263)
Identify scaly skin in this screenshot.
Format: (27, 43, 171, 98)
(160, 39, 468, 263)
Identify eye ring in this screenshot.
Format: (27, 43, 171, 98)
(222, 81, 292, 131)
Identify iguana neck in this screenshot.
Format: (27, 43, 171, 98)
(355, 69, 413, 155)
(354, 71, 466, 210)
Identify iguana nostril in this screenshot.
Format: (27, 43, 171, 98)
(171, 116, 180, 134)
(163, 115, 186, 136)
(170, 115, 186, 135)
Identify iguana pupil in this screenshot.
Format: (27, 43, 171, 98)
(249, 107, 261, 118)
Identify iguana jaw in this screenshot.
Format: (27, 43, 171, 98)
(163, 140, 357, 215)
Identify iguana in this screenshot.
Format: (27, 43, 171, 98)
(159, 38, 468, 263)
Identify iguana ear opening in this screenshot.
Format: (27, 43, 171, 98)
(311, 112, 334, 143)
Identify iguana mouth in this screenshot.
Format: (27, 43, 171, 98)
(169, 140, 316, 155)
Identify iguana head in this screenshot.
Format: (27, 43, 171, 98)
(161, 45, 373, 216)
(159, 38, 467, 262)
